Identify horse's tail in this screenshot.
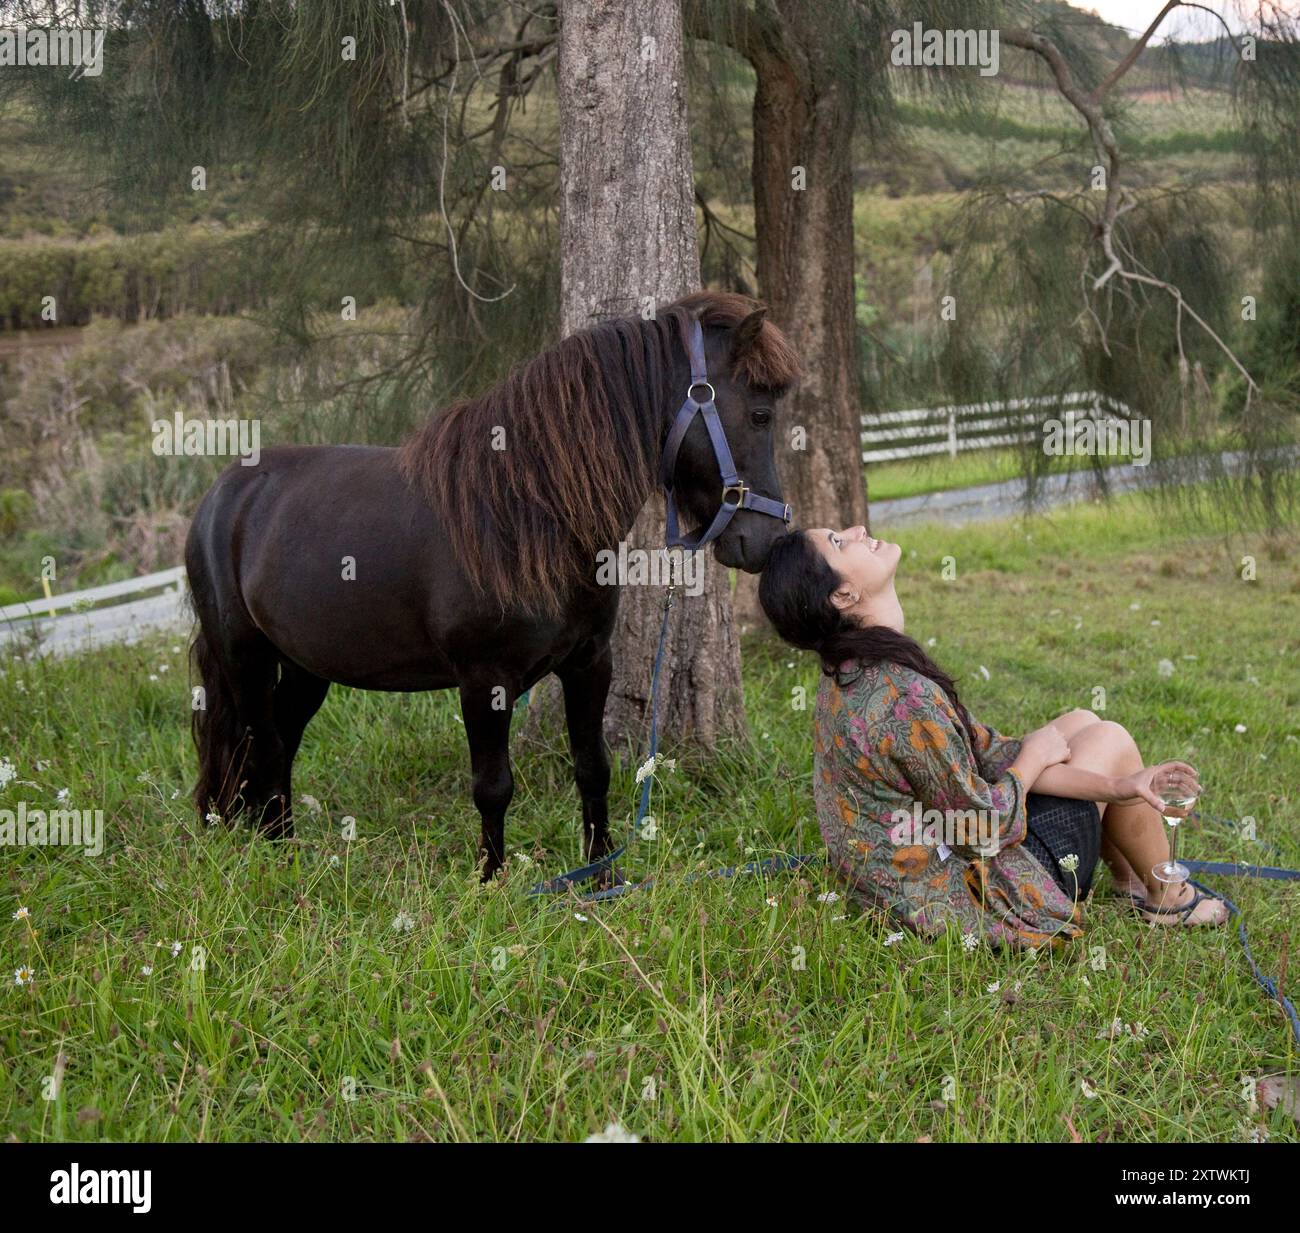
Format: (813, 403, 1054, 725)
(190, 618, 248, 826)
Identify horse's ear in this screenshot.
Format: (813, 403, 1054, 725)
(728, 307, 768, 370)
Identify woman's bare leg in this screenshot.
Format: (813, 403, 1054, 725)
(1056, 721, 1226, 925)
(1050, 711, 1180, 900)
(1045, 711, 1142, 894)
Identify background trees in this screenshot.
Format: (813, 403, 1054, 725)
(2, 0, 1297, 729)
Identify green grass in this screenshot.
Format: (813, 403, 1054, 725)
(2, 487, 1298, 1141)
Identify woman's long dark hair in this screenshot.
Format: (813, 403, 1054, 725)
(758, 529, 981, 754)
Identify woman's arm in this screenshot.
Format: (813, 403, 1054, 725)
(1026, 762, 1119, 802)
(1031, 760, 1202, 811)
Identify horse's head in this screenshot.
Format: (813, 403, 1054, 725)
(661, 295, 801, 573)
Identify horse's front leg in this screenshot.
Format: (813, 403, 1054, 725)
(558, 643, 614, 868)
(458, 682, 518, 880)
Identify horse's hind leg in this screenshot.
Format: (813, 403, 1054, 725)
(214, 631, 291, 839)
(458, 682, 518, 880)
(268, 660, 330, 839)
(558, 644, 613, 866)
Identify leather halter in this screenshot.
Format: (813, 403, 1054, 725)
(659, 318, 792, 550)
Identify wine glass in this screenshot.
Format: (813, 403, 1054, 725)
(1151, 764, 1198, 885)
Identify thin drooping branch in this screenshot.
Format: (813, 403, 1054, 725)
(1001, 6, 1260, 394)
(1095, 0, 1181, 96)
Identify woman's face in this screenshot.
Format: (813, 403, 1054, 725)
(806, 525, 904, 629)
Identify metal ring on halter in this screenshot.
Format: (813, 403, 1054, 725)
(687, 380, 716, 405)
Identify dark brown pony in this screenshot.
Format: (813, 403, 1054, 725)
(186, 291, 799, 877)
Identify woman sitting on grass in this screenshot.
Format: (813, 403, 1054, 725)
(757, 524, 1229, 949)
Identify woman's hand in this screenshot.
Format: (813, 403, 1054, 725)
(1020, 722, 1072, 772)
(1111, 761, 1202, 813)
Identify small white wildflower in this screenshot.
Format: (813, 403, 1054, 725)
(831, 914, 846, 922)
(141, 965, 153, 976)
(978, 664, 990, 681)
(1129, 1021, 1150, 1039)
(1080, 1078, 1098, 1099)
(299, 794, 322, 814)
(1150, 619, 1161, 627)
(14, 966, 34, 986)
(170, 941, 182, 957)
(35, 759, 49, 772)
(816, 891, 840, 903)
(0, 758, 16, 790)
(205, 811, 222, 826)
(514, 852, 534, 865)
(56, 787, 71, 804)
(12, 906, 30, 921)
(987, 981, 1000, 994)
(1095, 1017, 1124, 1041)
(148, 674, 159, 682)
(171, 646, 181, 654)
(926, 637, 937, 648)
(574, 913, 588, 922)
(584, 1121, 640, 1143)
(170, 789, 180, 799)
(392, 910, 416, 934)
(1129, 602, 1141, 611)
(1234, 724, 1247, 734)
(1157, 659, 1175, 678)
(1248, 1125, 1269, 1144)
(328, 854, 340, 868)
(765, 896, 779, 908)
(884, 931, 905, 947)
(158, 663, 170, 674)
(962, 933, 979, 952)
(634, 756, 657, 785)
(1058, 853, 1079, 873)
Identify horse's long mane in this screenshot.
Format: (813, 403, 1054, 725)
(398, 291, 800, 617)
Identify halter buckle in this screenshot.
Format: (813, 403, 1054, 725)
(721, 483, 748, 507)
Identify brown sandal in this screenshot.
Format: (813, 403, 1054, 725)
(1130, 884, 1228, 927)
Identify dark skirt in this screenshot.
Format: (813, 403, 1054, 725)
(1021, 792, 1103, 899)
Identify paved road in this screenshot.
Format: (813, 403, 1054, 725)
(869, 448, 1292, 529)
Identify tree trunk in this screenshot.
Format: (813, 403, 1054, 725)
(686, 1, 869, 630)
(535, 0, 745, 755)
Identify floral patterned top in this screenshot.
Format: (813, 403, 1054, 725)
(812, 659, 1084, 949)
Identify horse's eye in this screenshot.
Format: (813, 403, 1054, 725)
(750, 407, 772, 428)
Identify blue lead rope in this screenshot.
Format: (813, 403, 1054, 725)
(527, 584, 679, 898)
(1183, 847, 1300, 1048)
(1184, 877, 1300, 1049)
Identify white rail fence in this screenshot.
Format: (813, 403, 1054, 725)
(861, 390, 1134, 464)
(0, 566, 189, 658)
